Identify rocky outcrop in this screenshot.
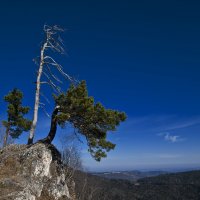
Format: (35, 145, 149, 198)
(0, 143, 75, 200)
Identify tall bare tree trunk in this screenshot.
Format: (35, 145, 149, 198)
(27, 25, 73, 145)
(28, 43, 47, 145)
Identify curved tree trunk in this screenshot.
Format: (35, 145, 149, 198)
(39, 106, 59, 144)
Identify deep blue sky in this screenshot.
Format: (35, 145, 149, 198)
(0, 0, 200, 171)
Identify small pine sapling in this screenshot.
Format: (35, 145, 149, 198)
(2, 88, 31, 147)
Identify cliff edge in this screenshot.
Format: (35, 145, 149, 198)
(0, 143, 75, 200)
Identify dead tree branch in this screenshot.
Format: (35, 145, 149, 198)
(28, 25, 76, 144)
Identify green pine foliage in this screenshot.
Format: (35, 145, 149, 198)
(54, 81, 127, 161)
(2, 88, 31, 140)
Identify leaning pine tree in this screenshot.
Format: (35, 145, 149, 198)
(2, 89, 31, 147)
(40, 81, 126, 161)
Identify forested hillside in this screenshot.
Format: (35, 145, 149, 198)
(74, 170, 200, 200)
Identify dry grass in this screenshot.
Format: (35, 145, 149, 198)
(0, 145, 26, 198)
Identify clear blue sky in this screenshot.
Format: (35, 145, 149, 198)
(0, 0, 200, 171)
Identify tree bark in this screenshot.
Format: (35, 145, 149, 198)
(28, 42, 47, 145)
(38, 107, 59, 144)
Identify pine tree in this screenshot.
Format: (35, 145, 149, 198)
(2, 88, 31, 147)
(40, 81, 127, 161)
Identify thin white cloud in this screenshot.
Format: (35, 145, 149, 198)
(158, 132, 186, 143)
(162, 118, 200, 131)
(120, 115, 200, 135)
(155, 153, 182, 159)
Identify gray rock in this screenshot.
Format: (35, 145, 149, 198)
(0, 143, 74, 200)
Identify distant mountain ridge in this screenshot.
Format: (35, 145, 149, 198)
(92, 170, 168, 181)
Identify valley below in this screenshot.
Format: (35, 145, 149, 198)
(74, 169, 200, 200)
